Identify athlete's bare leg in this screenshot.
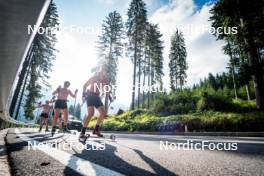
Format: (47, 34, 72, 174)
(61, 109, 71, 132)
(62, 109, 69, 127)
(57, 116, 62, 129)
(83, 107, 94, 127)
(52, 109, 60, 127)
(96, 106, 105, 125)
(51, 109, 60, 135)
(93, 106, 105, 137)
(44, 118, 48, 131)
(39, 117, 44, 132)
(80, 107, 94, 138)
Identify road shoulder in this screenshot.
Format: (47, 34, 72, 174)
(0, 128, 11, 176)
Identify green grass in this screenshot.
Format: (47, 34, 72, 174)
(87, 106, 264, 132)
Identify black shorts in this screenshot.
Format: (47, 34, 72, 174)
(55, 100, 67, 109)
(40, 112, 48, 118)
(86, 93, 103, 108)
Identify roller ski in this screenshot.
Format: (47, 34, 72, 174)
(91, 128, 116, 141)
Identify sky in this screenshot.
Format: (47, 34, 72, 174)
(47, 0, 228, 113)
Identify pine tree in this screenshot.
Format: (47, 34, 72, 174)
(144, 23, 164, 108)
(169, 29, 188, 91)
(98, 11, 124, 114)
(24, 62, 42, 119)
(24, 1, 59, 119)
(208, 73, 218, 90)
(9, 45, 34, 118)
(126, 0, 147, 110)
(223, 39, 239, 99)
(150, 24, 164, 91)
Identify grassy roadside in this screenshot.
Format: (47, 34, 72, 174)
(88, 109, 264, 132)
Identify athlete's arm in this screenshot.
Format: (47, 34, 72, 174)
(68, 89, 78, 98)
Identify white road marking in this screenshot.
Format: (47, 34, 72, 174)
(15, 129, 123, 176)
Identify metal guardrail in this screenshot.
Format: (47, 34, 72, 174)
(0, 112, 37, 130)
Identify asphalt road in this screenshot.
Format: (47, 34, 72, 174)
(5, 128, 264, 176)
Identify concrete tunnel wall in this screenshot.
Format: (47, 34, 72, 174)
(0, 0, 51, 120)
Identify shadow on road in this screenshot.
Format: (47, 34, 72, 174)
(63, 140, 178, 176)
(133, 148, 177, 176)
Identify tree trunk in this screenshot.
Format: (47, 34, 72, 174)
(9, 45, 33, 117)
(247, 40, 264, 109)
(227, 40, 238, 99)
(150, 61, 154, 101)
(231, 68, 238, 100)
(138, 57, 141, 109)
(175, 63, 178, 90)
(104, 94, 109, 115)
(105, 42, 112, 115)
(245, 84, 251, 101)
(131, 40, 137, 110)
(142, 53, 146, 108)
(147, 52, 151, 109)
(238, 47, 250, 101)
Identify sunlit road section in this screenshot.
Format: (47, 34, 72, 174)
(5, 128, 264, 176)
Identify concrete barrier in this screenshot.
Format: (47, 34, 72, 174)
(0, 129, 11, 176)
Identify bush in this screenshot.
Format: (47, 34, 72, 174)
(152, 91, 199, 115)
(91, 110, 264, 132)
(117, 109, 151, 120)
(197, 92, 232, 111)
(197, 92, 256, 112)
(199, 111, 264, 132)
(101, 120, 129, 131)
